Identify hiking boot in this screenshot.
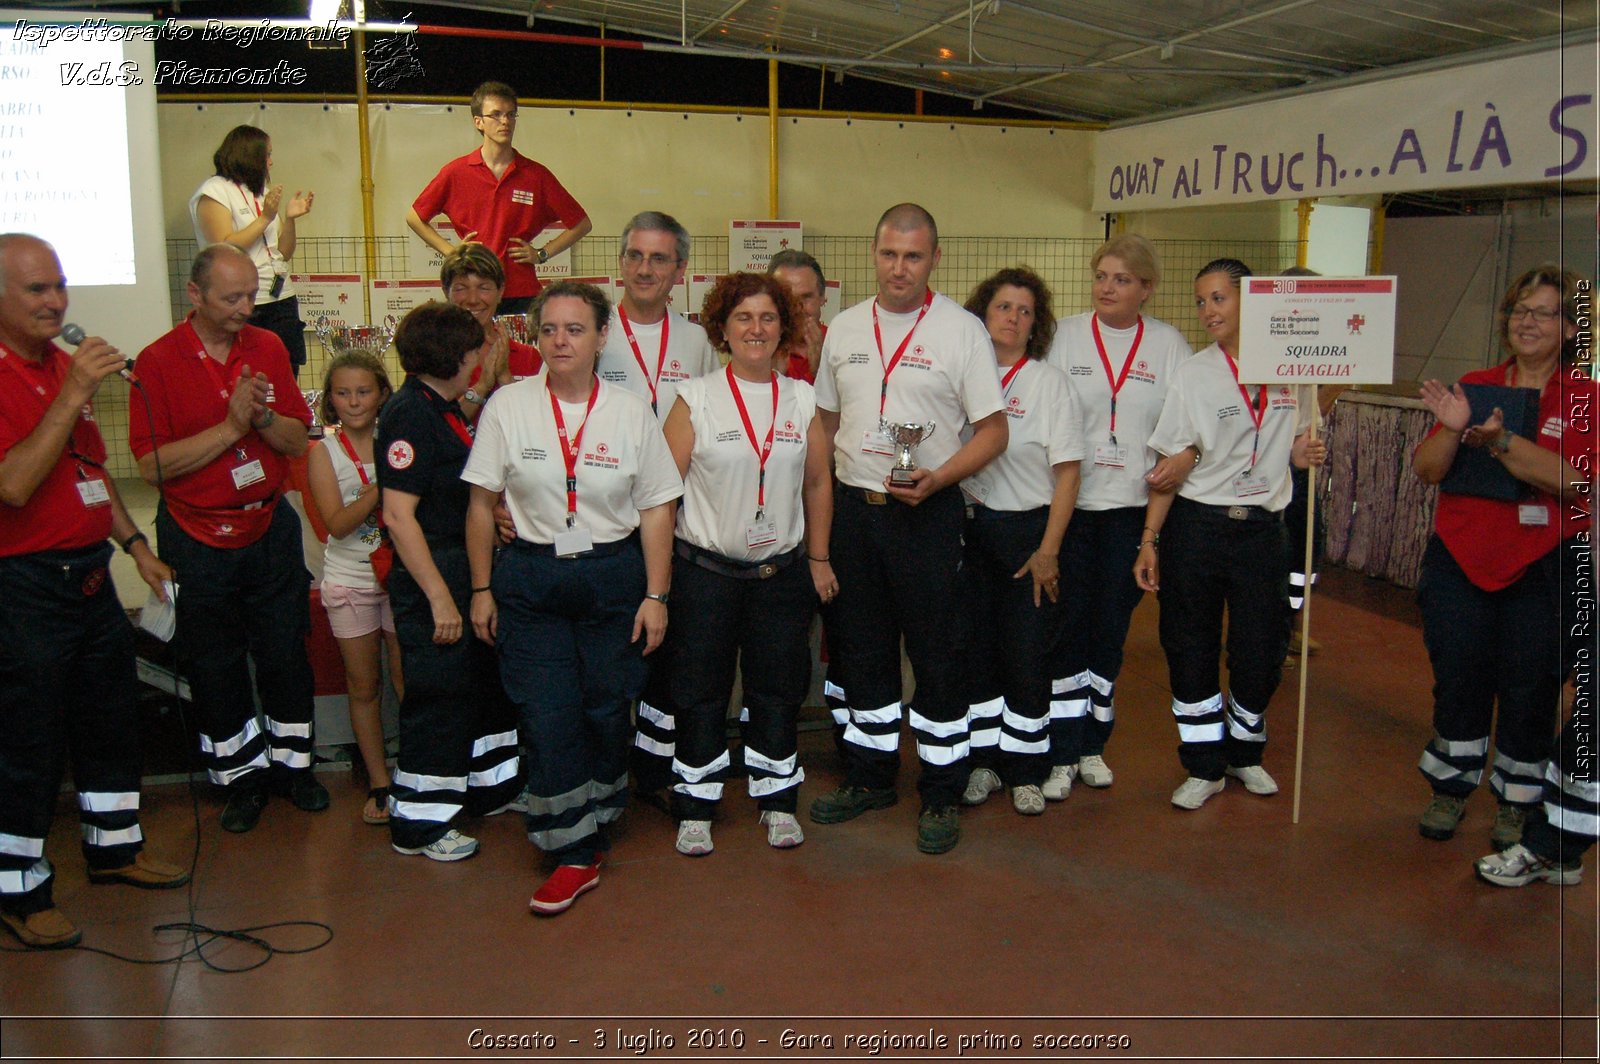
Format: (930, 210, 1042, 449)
(808, 785, 897, 824)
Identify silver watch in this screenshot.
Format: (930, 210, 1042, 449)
(463, 387, 483, 405)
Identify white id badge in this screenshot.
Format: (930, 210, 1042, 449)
(231, 459, 266, 490)
(860, 430, 895, 457)
(746, 517, 779, 549)
(1093, 443, 1128, 468)
(75, 478, 111, 507)
(1231, 470, 1270, 498)
(554, 523, 595, 558)
(1518, 504, 1551, 527)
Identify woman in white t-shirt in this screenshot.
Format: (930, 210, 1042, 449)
(189, 126, 315, 376)
(957, 268, 1085, 816)
(1136, 258, 1325, 811)
(464, 281, 682, 917)
(1043, 235, 1194, 801)
(659, 273, 837, 856)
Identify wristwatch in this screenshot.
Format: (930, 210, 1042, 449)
(536, 247, 550, 265)
(644, 591, 669, 604)
(1488, 430, 1514, 456)
(252, 408, 276, 430)
(463, 387, 483, 405)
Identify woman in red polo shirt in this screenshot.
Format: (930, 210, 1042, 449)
(1412, 265, 1593, 854)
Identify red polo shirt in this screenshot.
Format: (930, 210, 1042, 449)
(129, 317, 312, 548)
(412, 149, 587, 300)
(781, 322, 825, 384)
(1429, 359, 1597, 590)
(0, 342, 113, 556)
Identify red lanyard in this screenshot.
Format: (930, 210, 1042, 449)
(727, 364, 779, 514)
(1092, 314, 1144, 440)
(871, 288, 934, 420)
(999, 357, 1026, 397)
(442, 409, 475, 448)
(1222, 346, 1269, 470)
(195, 348, 237, 402)
(618, 306, 670, 413)
(336, 429, 371, 486)
(550, 379, 600, 525)
(240, 182, 262, 217)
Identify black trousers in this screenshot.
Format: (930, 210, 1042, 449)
(1417, 536, 1558, 807)
(1051, 505, 1147, 764)
(1284, 466, 1325, 612)
(156, 502, 314, 793)
(668, 546, 814, 819)
(388, 543, 521, 850)
(0, 546, 146, 915)
(961, 506, 1056, 787)
(495, 538, 647, 866)
(829, 485, 968, 809)
(1156, 497, 1290, 780)
(250, 296, 308, 375)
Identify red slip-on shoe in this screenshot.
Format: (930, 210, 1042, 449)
(529, 863, 600, 916)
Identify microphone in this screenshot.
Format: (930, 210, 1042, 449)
(61, 323, 138, 383)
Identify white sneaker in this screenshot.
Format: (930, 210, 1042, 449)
(1011, 785, 1046, 816)
(392, 828, 479, 862)
(1475, 843, 1583, 887)
(962, 767, 1002, 805)
(486, 788, 531, 816)
(1077, 754, 1114, 788)
(675, 819, 713, 856)
(760, 811, 805, 849)
(1171, 777, 1224, 810)
(1041, 764, 1076, 801)
(1226, 765, 1279, 796)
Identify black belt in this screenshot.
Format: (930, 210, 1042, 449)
(675, 539, 802, 580)
(509, 531, 639, 558)
(840, 485, 892, 506)
(1176, 496, 1282, 523)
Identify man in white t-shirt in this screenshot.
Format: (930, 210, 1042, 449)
(808, 203, 1008, 854)
(600, 211, 719, 795)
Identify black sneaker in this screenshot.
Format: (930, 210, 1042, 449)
(917, 806, 960, 854)
(279, 771, 330, 813)
(808, 785, 898, 824)
(220, 788, 269, 833)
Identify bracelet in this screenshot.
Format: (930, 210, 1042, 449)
(471, 586, 491, 594)
(644, 591, 669, 604)
(1141, 536, 1159, 548)
(807, 554, 830, 563)
(120, 531, 148, 555)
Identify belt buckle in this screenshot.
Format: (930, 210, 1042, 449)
(864, 490, 889, 506)
(1226, 505, 1249, 521)
(758, 563, 777, 579)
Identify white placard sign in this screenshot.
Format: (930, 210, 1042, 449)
(729, 220, 802, 273)
(821, 279, 843, 327)
(290, 274, 365, 328)
(1238, 277, 1397, 386)
(369, 279, 441, 325)
(687, 274, 723, 322)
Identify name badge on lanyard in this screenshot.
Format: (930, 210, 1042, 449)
(1093, 443, 1129, 468)
(232, 456, 267, 490)
(1231, 470, 1270, 498)
(76, 477, 111, 507)
(860, 429, 895, 456)
(1518, 503, 1551, 527)
(550, 381, 600, 557)
(1092, 315, 1143, 471)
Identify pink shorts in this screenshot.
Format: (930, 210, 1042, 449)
(320, 580, 395, 639)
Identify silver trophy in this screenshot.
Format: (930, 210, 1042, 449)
(314, 315, 397, 362)
(494, 312, 537, 346)
(881, 420, 936, 487)
(303, 389, 326, 439)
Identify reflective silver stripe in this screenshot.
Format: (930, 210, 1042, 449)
(1173, 693, 1223, 718)
(1551, 765, 1600, 804)
(742, 746, 795, 776)
(673, 749, 731, 784)
(471, 729, 518, 757)
(749, 767, 805, 796)
(393, 769, 467, 793)
(1492, 752, 1547, 779)
(1289, 572, 1307, 587)
(738, 706, 750, 723)
(853, 701, 902, 727)
(829, 706, 850, 725)
(998, 732, 1050, 755)
(0, 858, 51, 896)
(1434, 735, 1490, 758)
(1050, 696, 1088, 721)
(81, 823, 143, 848)
(1288, 594, 1305, 609)
(1052, 669, 1091, 694)
(1090, 700, 1115, 723)
(1226, 694, 1266, 742)
(0, 832, 44, 859)
(391, 799, 462, 823)
(527, 780, 595, 817)
(78, 791, 139, 813)
(632, 733, 675, 756)
(1492, 778, 1543, 805)
(268, 748, 313, 769)
(1001, 705, 1048, 733)
(636, 701, 675, 728)
(594, 773, 629, 802)
(1550, 805, 1600, 836)
(208, 757, 267, 787)
(265, 718, 312, 739)
(966, 696, 1004, 724)
(908, 708, 965, 739)
(916, 737, 971, 765)
(1085, 671, 1113, 697)
(530, 812, 598, 850)
(199, 716, 261, 757)
(823, 680, 846, 701)
(467, 758, 520, 790)
(672, 780, 723, 800)
(1418, 749, 1483, 786)
(843, 724, 898, 751)
(969, 724, 1002, 749)
(595, 804, 625, 825)
(1177, 721, 1224, 743)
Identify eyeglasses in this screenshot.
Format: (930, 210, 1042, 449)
(479, 110, 518, 124)
(1509, 306, 1562, 322)
(622, 250, 680, 268)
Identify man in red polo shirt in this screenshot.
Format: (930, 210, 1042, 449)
(767, 248, 829, 384)
(0, 234, 189, 950)
(129, 244, 324, 834)
(407, 80, 593, 316)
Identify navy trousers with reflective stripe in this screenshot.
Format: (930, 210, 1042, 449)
(388, 545, 521, 850)
(495, 540, 648, 865)
(0, 546, 145, 914)
(156, 502, 315, 791)
(1417, 536, 1558, 806)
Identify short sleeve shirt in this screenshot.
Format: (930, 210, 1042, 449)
(596, 308, 719, 423)
(961, 358, 1086, 512)
(376, 377, 475, 550)
(189, 175, 292, 305)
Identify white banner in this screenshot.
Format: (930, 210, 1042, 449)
(290, 273, 365, 328)
(369, 278, 440, 326)
(1094, 42, 1598, 211)
(729, 220, 802, 273)
(1238, 277, 1397, 385)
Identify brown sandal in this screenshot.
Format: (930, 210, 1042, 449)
(363, 787, 391, 826)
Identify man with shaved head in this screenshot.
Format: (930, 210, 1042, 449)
(808, 203, 1008, 854)
(0, 234, 188, 949)
(129, 243, 323, 835)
